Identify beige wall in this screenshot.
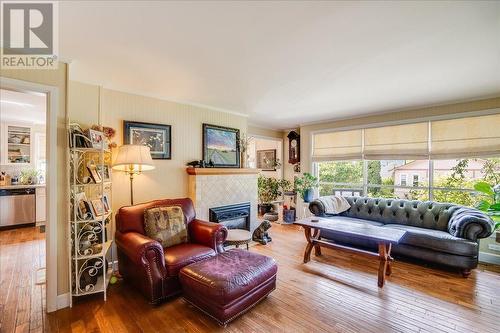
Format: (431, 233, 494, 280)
(68, 80, 248, 233)
(247, 125, 283, 139)
(0, 64, 69, 295)
(248, 137, 283, 179)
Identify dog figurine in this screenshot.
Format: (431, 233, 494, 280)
(253, 220, 272, 245)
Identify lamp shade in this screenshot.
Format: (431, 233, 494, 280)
(112, 145, 155, 173)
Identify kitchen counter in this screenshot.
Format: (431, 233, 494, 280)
(0, 184, 46, 190)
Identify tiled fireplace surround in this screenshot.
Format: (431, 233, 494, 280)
(187, 168, 259, 232)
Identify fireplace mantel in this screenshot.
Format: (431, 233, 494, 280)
(186, 167, 260, 175)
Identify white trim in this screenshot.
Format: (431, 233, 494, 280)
(56, 293, 70, 310)
(0, 77, 59, 313)
(247, 134, 284, 179)
(478, 251, 500, 265)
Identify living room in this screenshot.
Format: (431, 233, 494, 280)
(0, 1, 499, 332)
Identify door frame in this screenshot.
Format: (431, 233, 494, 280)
(0, 77, 59, 312)
(248, 134, 284, 179)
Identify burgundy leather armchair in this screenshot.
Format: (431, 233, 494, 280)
(115, 198, 228, 304)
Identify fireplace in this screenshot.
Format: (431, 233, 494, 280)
(209, 202, 251, 231)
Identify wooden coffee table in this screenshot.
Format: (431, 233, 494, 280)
(294, 217, 407, 288)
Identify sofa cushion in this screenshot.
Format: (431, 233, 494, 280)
(144, 205, 188, 248)
(382, 224, 478, 257)
(164, 243, 215, 276)
(340, 197, 460, 231)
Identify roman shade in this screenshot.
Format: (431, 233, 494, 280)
(364, 122, 429, 159)
(312, 129, 362, 161)
(431, 114, 500, 158)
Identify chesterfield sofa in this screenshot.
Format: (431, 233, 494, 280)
(115, 198, 228, 304)
(309, 196, 495, 276)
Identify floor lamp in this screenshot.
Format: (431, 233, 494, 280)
(112, 145, 155, 205)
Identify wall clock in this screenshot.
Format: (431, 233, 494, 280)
(287, 131, 300, 164)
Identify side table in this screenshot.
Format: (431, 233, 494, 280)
(225, 229, 252, 250)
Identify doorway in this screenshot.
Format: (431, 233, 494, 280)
(0, 78, 59, 330)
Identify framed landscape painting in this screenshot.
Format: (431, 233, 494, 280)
(203, 124, 240, 168)
(124, 121, 171, 159)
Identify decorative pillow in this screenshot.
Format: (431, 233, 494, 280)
(144, 205, 188, 248)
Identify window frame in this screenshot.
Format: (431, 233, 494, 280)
(400, 174, 408, 186)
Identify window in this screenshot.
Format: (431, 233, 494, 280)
(412, 174, 419, 187)
(317, 158, 500, 205)
(312, 114, 500, 207)
(400, 174, 407, 186)
(317, 160, 363, 196)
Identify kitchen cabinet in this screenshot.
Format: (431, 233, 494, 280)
(36, 187, 46, 223)
(1, 123, 33, 165)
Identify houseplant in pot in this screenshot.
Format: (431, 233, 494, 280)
(294, 172, 318, 203)
(258, 175, 291, 215)
(474, 181, 500, 234)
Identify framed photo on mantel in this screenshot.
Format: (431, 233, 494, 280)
(123, 121, 171, 159)
(202, 123, 240, 168)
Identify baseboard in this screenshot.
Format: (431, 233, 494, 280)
(479, 251, 500, 265)
(56, 293, 70, 310)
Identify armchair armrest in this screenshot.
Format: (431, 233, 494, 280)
(189, 219, 228, 253)
(115, 231, 167, 303)
(448, 207, 495, 241)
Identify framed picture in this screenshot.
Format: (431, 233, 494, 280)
(87, 129, 105, 149)
(202, 124, 240, 168)
(101, 194, 110, 213)
(124, 121, 171, 159)
(257, 149, 277, 171)
(91, 199, 105, 217)
(96, 165, 111, 181)
(75, 192, 94, 220)
(87, 160, 102, 183)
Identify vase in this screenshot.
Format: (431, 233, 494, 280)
(303, 189, 314, 203)
(241, 152, 247, 168)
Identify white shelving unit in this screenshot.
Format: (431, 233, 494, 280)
(68, 141, 113, 306)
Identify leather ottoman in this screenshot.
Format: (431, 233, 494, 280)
(179, 249, 278, 326)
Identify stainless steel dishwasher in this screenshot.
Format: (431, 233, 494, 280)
(0, 188, 36, 227)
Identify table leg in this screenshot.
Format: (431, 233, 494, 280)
(386, 243, 393, 276)
(378, 243, 389, 288)
(303, 227, 314, 263)
(246, 243, 249, 251)
(313, 228, 322, 256)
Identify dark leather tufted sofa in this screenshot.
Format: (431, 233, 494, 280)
(115, 198, 228, 303)
(309, 196, 495, 276)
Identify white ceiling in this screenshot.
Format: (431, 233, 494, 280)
(60, 1, 500, 129)
(0, 89, 47, 124)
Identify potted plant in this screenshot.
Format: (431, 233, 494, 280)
(474, 182, 500, 234)
(258, 175, 291, 215)
(294, 172, 318, 203)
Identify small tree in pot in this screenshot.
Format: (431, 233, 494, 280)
(294, 172, 319, 203)
(258, 175, 291, 215)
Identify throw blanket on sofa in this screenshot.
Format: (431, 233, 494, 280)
(317, 195, 351, 215)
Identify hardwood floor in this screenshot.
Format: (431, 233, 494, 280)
(0, 226, 46, 333)
(2, 224, 500, 332)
